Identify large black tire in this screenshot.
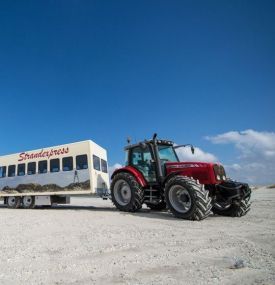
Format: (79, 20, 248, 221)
(212, 197, 251, 217)
(111, 172, 144, 212)
(146, 201, 167, 211)
(165, 176, 212, 221)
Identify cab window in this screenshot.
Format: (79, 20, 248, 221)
(130, 146, 156, 182)
(158, 145, 178, 162)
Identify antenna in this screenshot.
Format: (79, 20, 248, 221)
(127, 137, 131, 144)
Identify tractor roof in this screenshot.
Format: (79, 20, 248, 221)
(124, 139, 174, 151)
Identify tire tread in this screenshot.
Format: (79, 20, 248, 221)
(111, 172, 144, 212)
(165, 176, 212, 221)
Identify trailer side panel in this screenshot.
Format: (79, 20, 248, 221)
(0, 140, 108, 197)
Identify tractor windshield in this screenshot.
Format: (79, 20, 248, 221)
(158, 145, 179, 162)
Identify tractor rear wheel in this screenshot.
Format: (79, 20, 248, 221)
(146, 201, 167, 211)
(212, 197, 251, 217)
(165, 176, 212, 221)
(111, 172, 144, 212)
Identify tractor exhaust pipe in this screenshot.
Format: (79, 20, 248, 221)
(152, 133, 164, 184)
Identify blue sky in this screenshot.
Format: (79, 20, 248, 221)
(0, 1, 274, 184)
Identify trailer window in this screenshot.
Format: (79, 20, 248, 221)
(0, 166, 6, 178)
(38, 160, 47, 174)
(17, 163, 25, 176)
(63, 157, 73, 171)
(8, 165, 16, 177)
(101, 159, 108, 173)
(76, 155, 88, 170)
(93, 155, 100, 171)
(50, 159, 60, 172)
(27, 162, 36, 175)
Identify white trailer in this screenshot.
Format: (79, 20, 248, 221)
(0, 140, 110, 208)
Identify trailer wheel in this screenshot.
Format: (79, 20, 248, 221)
(165, 176, 212, 221)
(111, 172, 144, 212)
(7, 196, 21, 209)
(22, 196, 35, 209)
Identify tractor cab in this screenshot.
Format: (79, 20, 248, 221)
(124, 135, 229, 187)
(125, 139, 178, 183)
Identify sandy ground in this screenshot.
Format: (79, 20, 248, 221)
(0, 187, 274, 285)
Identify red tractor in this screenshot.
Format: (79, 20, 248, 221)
(110, 134, 251, 221)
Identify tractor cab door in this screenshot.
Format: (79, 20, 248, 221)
(129, 146, 156, 183)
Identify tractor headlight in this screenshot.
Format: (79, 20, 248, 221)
(213, 164, 226, 182)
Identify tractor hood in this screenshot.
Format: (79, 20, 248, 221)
(165, 162, 226, 185)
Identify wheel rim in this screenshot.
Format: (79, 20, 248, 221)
(168, 185, 192, 213)
(23, 196, 33, 207)
(7, 197, 17, 207)
(113, 179, 132, 206)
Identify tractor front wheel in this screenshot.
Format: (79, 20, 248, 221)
(165, 176, 212, 221)
(111, 172, 144, 212)
(212, 197, 251, 217)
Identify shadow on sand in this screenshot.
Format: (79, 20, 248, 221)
(0, 203, 216, 221)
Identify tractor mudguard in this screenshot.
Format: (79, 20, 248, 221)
(216, 180, 251, 201)
(111, 166, 147, 187)
(163, 171, 181, 186)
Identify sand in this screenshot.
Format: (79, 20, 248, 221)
(0, 187, 274, 285)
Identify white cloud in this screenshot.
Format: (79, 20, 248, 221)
(207, 130, 275, 185)
(206, 129, 275, 159)
(224, 163, 242, 171)
(176, 146, 217, 162)
(108, 163, 122, 177)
